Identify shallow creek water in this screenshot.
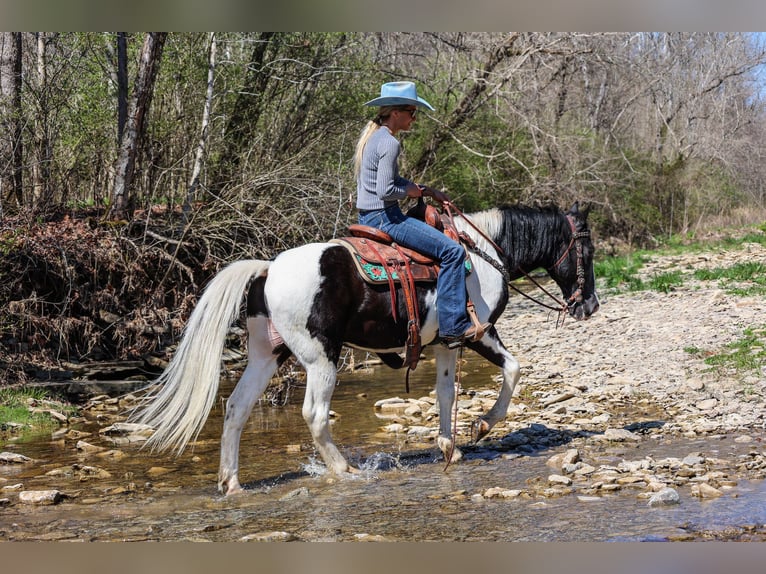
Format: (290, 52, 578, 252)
(3, 356, 766, 542)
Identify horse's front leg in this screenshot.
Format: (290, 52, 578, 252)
(303, 360, 357, 475)
(466, 335, 520, 442)
(433, 345, 463, 463)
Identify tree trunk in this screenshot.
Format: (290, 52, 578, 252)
(0, 32, 23, 212)
(117, 32, 128, 145)
(182, 32, 216, 230)
(110, 32, 167, 220)
(33, 32, 53, 209)
(209, 32, 276, 194)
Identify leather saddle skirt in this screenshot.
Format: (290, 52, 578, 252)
(330, 224, 471, 285)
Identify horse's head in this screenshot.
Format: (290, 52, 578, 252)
(548, 202, 600, 320)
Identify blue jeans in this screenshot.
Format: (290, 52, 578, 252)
(358, 205, 472, 338)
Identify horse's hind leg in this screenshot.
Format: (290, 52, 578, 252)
(218, 316, 278, 495)
(302, 359, 352, 475)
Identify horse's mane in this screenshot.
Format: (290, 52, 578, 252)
(460, 204, 568, 267)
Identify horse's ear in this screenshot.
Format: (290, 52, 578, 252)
(569, 201, 580, 215)
(568, 201, 590, 220)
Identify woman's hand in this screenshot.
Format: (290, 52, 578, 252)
(418, 185, 450, 204)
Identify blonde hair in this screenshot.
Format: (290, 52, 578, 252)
(353, 105, 397, 180)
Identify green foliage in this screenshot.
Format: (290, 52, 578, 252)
(702, 326, 766, 374)
(647, 270, 684, 293)
(0, 387, 76, 429)
(594, 253, 648, 291)
(694, 261, 766, 297)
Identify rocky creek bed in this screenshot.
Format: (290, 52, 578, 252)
(1, 239, 765, 541)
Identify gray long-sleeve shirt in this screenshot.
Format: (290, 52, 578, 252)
(356, 127, 412, 211)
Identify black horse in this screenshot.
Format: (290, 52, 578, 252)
(133, 202, 599, 494)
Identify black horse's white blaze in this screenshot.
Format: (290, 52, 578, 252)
(132, 203, 599, 495)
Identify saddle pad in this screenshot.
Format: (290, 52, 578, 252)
(330, 237, 471, 285)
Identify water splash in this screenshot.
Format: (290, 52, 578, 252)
(300, 455, 328, 477)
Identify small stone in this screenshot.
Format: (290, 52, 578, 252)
(279, 487, 309, 501)
(353, 533, 390, 542)
(19, 490, 62, 505)
(240, 531, 297, 542)
(695, 398, 718, 411)
(686, 379, 705, 391)
(693, 483, 723, 498)
(647, 487, 680, 507)
(681, 454, 705, 466)
(600, 428, 641, 442)
(0, 451, 33, 464)
(1, 483, 24, 492)
(548, 474, 572, 486)
(76, 440, 106, 454)
(146, 466, 174, 478)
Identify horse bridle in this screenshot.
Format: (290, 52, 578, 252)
(548, 214, 590, 309)
(446, 202, 589, 317)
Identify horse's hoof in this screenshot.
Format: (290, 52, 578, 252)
(471, 419, 491, 443)
(219, 480, 244, 496)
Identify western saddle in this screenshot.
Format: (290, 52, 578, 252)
(330, 200, 486, 373)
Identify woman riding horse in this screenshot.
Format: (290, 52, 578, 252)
(354, 81, 490, 348)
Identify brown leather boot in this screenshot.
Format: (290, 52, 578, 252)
(441, 322, 492, 349)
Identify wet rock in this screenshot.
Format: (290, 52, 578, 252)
(0, 451, 33, 464)
(98, 422, 154, 443)
(483, 487, 523, 499)
(76, 440, 106, 454)
(19, 490, 62, 505)
(647, 487, 680, 507)
(240, 531, 297, 542)
(406, 426, 433, 437)
(96, 449, 127, 460)
(279, 487, 309, 501)
(145, 467, 174, 478)
(692, 483, 724, 498)
(548, 474, 572, 486)
(45, 464, 112, 480)
(546, 448, 580, 471)
(353, 533, 391, 542)
(598, 428, 641, 442)
(681, 454, 705, 466)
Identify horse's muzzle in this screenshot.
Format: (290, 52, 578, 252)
(569, 292, 600, 320)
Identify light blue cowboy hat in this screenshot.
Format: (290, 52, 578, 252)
(364, 81, 434, 111)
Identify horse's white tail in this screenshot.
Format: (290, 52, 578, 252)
(132, 259, 271, 455)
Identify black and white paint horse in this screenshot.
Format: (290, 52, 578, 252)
(133, 202, 599, 495)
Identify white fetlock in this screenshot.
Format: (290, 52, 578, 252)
(219, 476, 244, 496)
(437, 436, 463, 464)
